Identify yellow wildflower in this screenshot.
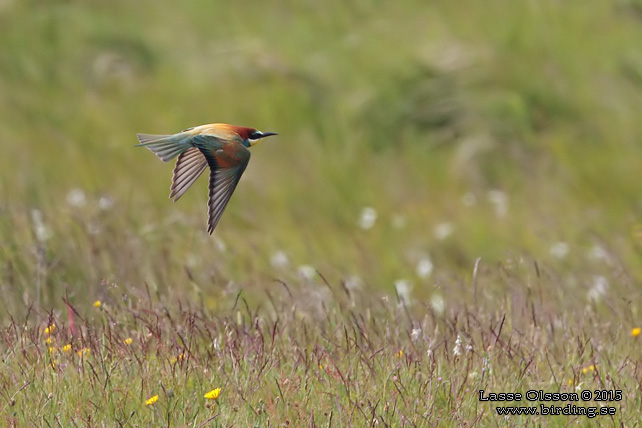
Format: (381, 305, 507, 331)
(397, 349, 403, 359)
(171, 353, 185, 364)
(77, 348, 90, 357)
(124, 337, 133, 345)
(582, 364, 597, 374)
(62, 344, 72, 352)
(44, 325, 55, 334)
(204, 388, 221, 400)
(145, 395, 158, 405)
(48, 346, 57, 354)
(93, 300, 101, 308)
(45, 337, 54, 344)
(632, 327, 641, 338)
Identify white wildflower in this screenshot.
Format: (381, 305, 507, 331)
(270, 251, 289, 269)
(550, 242, 569, 259)
(487, 190, 508, 217)
(587, 276, 608, 302)
(482, 356, 492, 374)
(358, 207, 377, 230)
(430, 294, 445, 315)
(297, 265, 316, 280)
(344, 275, 363, 291)
(453, 334, 462, 356)
(186, 253, 201, 268)
(434, 222, 454, 240)
(213, 237, 226, 252)
(588, 244, 609, 262)
(224, 281, 238, 295)
(31, 209, 51, 242)
(66, 188, 86, 207)
(416, 258, 434, 278)
(394, 279, 412, 306)
(98, 195, 114, 211)
(411, 327, 421, 342)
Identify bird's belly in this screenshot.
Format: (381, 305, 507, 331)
(213, 147, 245, 168)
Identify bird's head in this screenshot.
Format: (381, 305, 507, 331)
(234, 127, 278, 147)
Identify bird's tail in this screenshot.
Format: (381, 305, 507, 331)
(135, 133, 192, 162)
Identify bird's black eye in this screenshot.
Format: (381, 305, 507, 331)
(249, 131, 261, 140)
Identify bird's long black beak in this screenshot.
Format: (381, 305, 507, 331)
(258, 132, 278, 138)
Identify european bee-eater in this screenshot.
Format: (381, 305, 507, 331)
(136, 123, 277, 234)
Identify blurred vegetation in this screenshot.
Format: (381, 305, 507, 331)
(1, 0, 642, 314)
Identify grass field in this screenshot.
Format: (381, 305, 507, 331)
(2, 0, 642, 425)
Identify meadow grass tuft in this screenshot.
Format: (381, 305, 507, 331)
(2, 264, 641, 425)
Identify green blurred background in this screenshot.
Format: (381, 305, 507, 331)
(1, 0, 642, 316)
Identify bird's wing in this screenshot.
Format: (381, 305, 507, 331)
(190, 135, 251, 234)
(170, 147, 209, 202)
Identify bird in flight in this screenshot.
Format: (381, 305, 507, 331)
(136, 123, 277, 234)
